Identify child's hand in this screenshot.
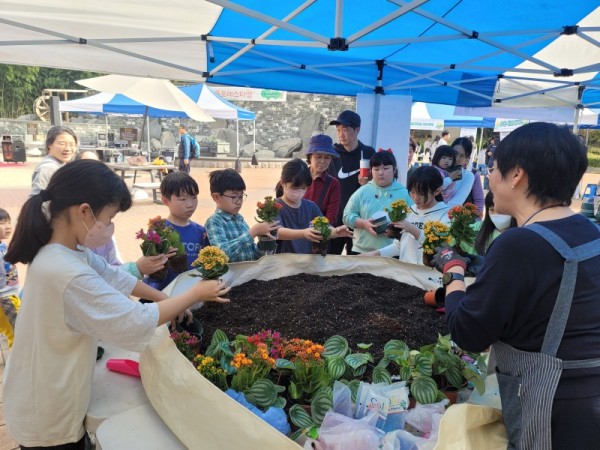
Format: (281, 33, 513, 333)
(355, 218, 378, 236)
(358, 175, 369, 186)
(136, 254, 168, 276)
(250, 220, 280, 238)
(169, 308, 193, 332)
(391, 221, 419, 239)
(303, 227, 323, 242)
(331, 225, 353, 239)
(193, 278, 231, 303)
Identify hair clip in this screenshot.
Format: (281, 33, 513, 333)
(377, 148, 393, 153)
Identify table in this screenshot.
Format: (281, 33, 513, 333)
(106, 163, 175, 204)
(87, 342, 184, 449)
(106, 163, 175, 183)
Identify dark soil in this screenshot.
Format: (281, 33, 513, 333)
(196, 273, 447, 359)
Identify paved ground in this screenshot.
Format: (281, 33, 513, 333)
(0, 157, 284, 449)
(0, 157, 597, 447)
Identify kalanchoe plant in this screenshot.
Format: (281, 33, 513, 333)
(170, 330, 201, 361)
(384, 199, 409, 239)
(136, 217, 173, 280)
(191, 246, 229, 279)
(448, 203, 479, 252)
(310, 216, 331, 256)
(255, 196, 282, 223)
(421, 221, 451, 267)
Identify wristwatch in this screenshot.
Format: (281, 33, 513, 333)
(442, 272, 465, 286)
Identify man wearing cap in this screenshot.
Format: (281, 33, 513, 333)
(328, 110, 375, 255)
(304, 134, 341, 225)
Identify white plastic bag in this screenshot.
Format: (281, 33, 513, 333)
(316, 411, 380, 450)
(405, 399, 448, 435)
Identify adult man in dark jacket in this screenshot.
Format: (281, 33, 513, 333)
(328, 110, 375, 255)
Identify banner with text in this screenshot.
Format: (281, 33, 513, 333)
(212, 87, 286, 102)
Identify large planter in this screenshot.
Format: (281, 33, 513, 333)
(141, 256, 453, 449)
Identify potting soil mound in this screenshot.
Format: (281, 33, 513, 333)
(197, 273, 447, 358)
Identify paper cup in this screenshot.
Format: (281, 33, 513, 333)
(359, 159, 370, 178)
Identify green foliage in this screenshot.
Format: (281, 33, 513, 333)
(0, 64, 100, 118)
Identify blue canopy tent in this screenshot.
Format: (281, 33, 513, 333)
(60, 84, 256, 155)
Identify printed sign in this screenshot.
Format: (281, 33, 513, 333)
(212, 87, 286, 102)
(410, 119, 444, 131)
(494, 118, 529, 132)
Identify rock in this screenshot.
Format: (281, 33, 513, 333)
(149, 118, 162, 141)
(161, 131, 177, 149)
(216, 128, 246, 153)
(150, 138, 162, 151)
(240, 143, 265, 158)
(254, 150, 276, 159)
(297, 113, 323, 151)
(272, 137, 302, 158)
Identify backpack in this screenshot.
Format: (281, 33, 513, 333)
(189, 135, 201, 158)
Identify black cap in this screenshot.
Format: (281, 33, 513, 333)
(330, 110, 361, 128)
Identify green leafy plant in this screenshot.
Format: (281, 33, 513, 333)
(385, 199, 410, 222)
(448, 203, 479, 251)
(375, 334, 486, 405)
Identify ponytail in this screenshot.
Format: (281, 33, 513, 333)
(5, 160, 131, 264)
(5, 194, 52, 264)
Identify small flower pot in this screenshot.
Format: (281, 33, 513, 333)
(258, 235, 277, 255)
(311, 241, 328, 257)
(384, 223, 403, 240)
(372, 215, 390, 235)
(422, 253, 434, 267)
(175, 317, 203, 349)
(424, 288, 445, 308)
(149, 266, 168, 281)
(168, 253, 188, 273)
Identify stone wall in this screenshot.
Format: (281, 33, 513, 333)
(2, 92, 356, 158)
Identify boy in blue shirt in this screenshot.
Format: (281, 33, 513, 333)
(145, 172, 209, 291)
(205, 169, 279, 262)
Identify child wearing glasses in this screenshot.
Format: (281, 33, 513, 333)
(205, 168, 280, 262)
(143, 172, 209, 292)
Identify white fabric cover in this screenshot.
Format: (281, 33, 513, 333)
(140, 254, 450, 449)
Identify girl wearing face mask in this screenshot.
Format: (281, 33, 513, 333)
(342, 151, 413, 254)
(363, 166, 450, 264)
(275, 159, 351, 254)
(3, 160, 231, 450)
(466, 190, 516, 256)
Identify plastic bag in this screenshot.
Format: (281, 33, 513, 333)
(315, 411, 380, 450)
(405, 399, 448, 436)
(224, 389, 291, 435)
(353, 381, 409, 432)
(332, 381, 353, 417)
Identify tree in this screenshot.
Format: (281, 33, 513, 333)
(0, 64, 100, 118)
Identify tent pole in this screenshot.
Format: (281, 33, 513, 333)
(236, 119, 239, 157)
(147, 115, 151, 157)
(253, 120, 256, 153)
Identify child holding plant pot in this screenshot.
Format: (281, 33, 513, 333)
(205, 168, 280, 262)
(275, 159, 352, 254)
(143, 172, 210, 292)
(2, 160, 231, 449)
(342, 151, 413, 254)
(362, 166, 450, 264)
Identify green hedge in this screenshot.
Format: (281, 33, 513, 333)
(589, 147, 600, 169)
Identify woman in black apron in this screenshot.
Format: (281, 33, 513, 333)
(433, 122, 600, 449)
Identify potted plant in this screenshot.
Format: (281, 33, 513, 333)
(170, 330, 201, 361)
(191, 246, 229, 279)
(136, 217, 172, 280)
(384, 199, 409, 239)
(255, 196, 282, 255)
(421, 221, 451, 267)
(309, 216, 331, 256)
(375, 334, 486, 405)
(166, 227, 187, 273)
(448, 203, 479, 255)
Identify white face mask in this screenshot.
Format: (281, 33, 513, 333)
(490, 213, 512, 231)
(82, 211, 115, 249)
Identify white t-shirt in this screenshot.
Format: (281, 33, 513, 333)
(379, 202, 451, 264)
(4, 244, 159, 447)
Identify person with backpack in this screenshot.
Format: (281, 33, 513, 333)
(178, 125, 200, 174)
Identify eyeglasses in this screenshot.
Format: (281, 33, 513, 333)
(55, 141, 77, 149)
(221, 193, 248, 203)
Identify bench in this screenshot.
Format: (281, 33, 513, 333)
(132, 182, 161, 204)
